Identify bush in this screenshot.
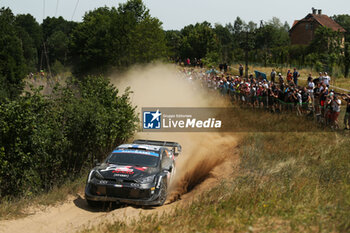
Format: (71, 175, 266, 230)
(0, 76, 137, 198)
(51, 60, 66, 75)
(202, 51, 220, 68)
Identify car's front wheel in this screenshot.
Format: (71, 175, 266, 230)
(155, 178, 167, 206)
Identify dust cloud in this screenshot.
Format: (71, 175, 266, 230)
(110, 64, 237, 200)
(112, 63, 222, 108)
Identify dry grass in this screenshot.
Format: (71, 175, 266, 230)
(0, 175, 85, 220)
(333, 77, 350, 91)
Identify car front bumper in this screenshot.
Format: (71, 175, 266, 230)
(84, 181, 162, 206)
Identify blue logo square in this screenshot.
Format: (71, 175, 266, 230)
(143, 110, 161, 129)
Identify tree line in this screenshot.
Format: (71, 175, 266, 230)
(167, 16, 350, 78)
(1, 1, 350, 101)
(0, 0, 167, 101)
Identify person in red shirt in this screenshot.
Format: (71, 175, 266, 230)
(186, 58, 190, 66)
(286, 70, 293, 83)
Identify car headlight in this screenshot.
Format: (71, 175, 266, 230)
(88, 170, 104, 183)
(136, 175, 156, 184)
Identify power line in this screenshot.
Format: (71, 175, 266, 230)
(55, 0, 60, 17)
(71, 0, 80, 21)
(42, 0, 46, 22)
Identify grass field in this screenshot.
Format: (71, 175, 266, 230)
(84, 105, 350, 233)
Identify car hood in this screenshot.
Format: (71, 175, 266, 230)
(95, 163, 158, 180)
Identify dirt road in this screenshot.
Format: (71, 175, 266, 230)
(0, 132, 239, 233)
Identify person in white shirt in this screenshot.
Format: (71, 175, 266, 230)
(323, 72, 331, 87)
(263, 79, 269, 89)
(307, 76, 315, 109)
(331, 95, 341, 129)
(307, 75, 315, 94)
(319, 84, 328, 93)
(296, 90, 302, 116)
(318, 72, 324, 84)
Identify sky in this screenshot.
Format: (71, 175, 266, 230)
(1, 0, 349, 30)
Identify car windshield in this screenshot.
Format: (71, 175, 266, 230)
(106, 150, 159, 167)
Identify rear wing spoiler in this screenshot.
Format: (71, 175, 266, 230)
(133, 139, 182, 156)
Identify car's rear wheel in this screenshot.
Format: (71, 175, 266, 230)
(155, 179, 167, 206)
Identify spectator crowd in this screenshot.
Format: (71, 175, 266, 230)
(181, 67, 350, 130)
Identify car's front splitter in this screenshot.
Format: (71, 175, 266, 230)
(84, 183, 163, 206)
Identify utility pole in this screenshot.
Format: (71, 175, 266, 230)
(245, 30, 249, 79)
(45, 43, 52, 78)
(41, 42, 52, 78)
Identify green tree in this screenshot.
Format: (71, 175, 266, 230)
(46, 31, 69, 67)
(255, 18, 290, 66)
(0, 7, 26, 100)
(229, 17, 257, 63)
(332, 14, 350, 77)
(310, 27, 343, 54)
(15, 14, 42, 47)
(165, 30, 182, 60)
(70, 7, 117, 74)
(118, 0, 148, 23)
(288, 45, 308, 67)
(128, 15, 167, 64)
(118, 0, 167, 64)
(214, 24, 233, 63)
(309, 26, 343, 73)
(15, 27, 37, 72)
(42, 16, 76, 41)
(179, 22, 220, 61)
(70, 0, 167, 75)
(332, 14, 350, 41)
(233, 17, 244, 35)
(15, 14, 42, 71)
(41, 16, 77, 69)
(344, 42, 350, 77)
(232, 17, 245, 49)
